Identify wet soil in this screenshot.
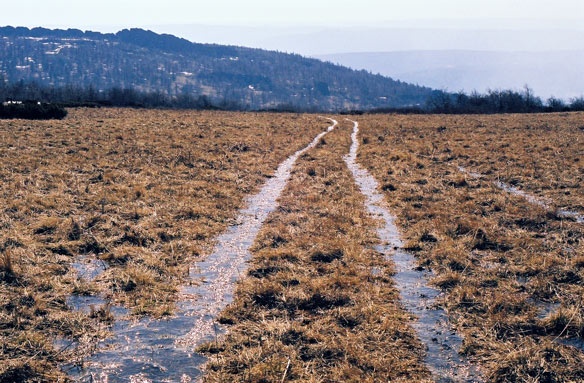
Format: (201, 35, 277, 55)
(458, 166, 584, 223)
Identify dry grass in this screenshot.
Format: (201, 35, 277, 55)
(357, 112, 584, 382)
(4, 109, 582, 382)
(199, 120, 431, 382)
(0, 108, 324, 381)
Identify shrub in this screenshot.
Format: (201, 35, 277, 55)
(0, 101, 67, 120)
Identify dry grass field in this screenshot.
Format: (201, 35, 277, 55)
(0, 108, 324, 381)
(1, 109, 583, 382)
(430, 113, 583, 212)
(199, 121, 430, 382)
(357, 113, 584, 382)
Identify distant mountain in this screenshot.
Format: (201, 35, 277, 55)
(0, 26, 435, 111)
(155, 24, 584, 56)
(317, 50, 584, 101)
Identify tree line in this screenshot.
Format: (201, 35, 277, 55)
(0, 100, 68, 120)
(2, 81, 583, 116)
(371, 86, 584, 114)
(422, 86, 584, 114)
(0, 81, 232, 111)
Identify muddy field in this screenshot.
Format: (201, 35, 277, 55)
(0, 109, 582, 382)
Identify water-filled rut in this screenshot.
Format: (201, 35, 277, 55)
(67, 119, 338, 382)
(458, 166, 584, 223)
(343, 119, 481, 382)
(178, 118, 337, 347)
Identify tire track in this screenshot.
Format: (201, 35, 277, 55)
(343, 119, 482, 382)
(178, 118, 338, 348)
(67, 119, 338, 383)
(458, 166, 584, 224)
(197, 118, 432, 381)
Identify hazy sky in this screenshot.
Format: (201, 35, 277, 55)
(2, 0, 583, 30)
(2, 0, 583, 56)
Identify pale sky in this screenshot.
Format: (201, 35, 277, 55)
(2, 0, 583, 55)
(1, 0, 582, 30)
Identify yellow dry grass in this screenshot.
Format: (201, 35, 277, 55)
(199, 119, 431, 382)
(0, 108, 324, 381)
(357, 112, 584, 382)
(3, 109, 582, 382)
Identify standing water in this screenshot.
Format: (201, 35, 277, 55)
(66, 120, 338, 383)
(344, 120, 481, 382)
(458, 166, 584, 223)
(178, 118, 337, 347)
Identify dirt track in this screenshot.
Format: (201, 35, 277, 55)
(1, 110, 582, 382)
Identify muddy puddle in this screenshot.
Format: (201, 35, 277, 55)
(68, 253, 130, 315)
(345, 120, 481, 382)
(458, 166, 583, 223)
(68, 256, 127, 320)
(65, 119, 338, 382)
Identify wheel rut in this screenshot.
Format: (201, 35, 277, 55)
(66, 120, 338, 383)
(344, 119, 482, 382)
(68, 118, 483, 382)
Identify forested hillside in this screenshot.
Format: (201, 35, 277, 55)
(0, 26, 434, 111)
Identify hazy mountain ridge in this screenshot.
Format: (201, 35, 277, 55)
(318, 50, 584, 100)
(0, 26, 434, 111)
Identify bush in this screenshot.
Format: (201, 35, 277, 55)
(0, 101, 67, 120)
